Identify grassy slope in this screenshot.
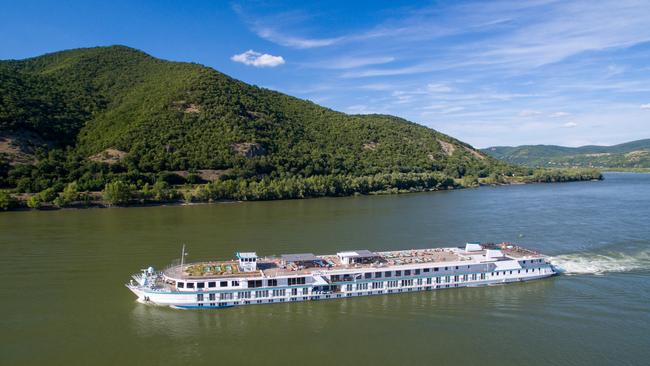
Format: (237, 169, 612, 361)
(482, 139, 650, 169)
(1, 45, 508, 179)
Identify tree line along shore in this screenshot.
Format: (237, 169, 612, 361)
(0, 168, 602, 211)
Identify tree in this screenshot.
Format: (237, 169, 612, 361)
(0, 191, 17, 211)
(60, 182, 79, 205)
(102, 181, 131, 206)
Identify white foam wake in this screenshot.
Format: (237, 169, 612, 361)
(549, 249, 650, 275)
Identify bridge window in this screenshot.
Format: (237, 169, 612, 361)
(187, 283, 195, 288)
(208, 282, 216, 288)
(220, 281, 228, 287)
(288, 277, 306, 286)
(178, 282, 185, 288)
(248, 280, 263, 288)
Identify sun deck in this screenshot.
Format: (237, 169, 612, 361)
(161, 243, 543, 281)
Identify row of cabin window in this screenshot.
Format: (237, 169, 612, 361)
(493, 268, 541, 276)
(178, 276, 314, 289)
(331, 266, 463, 282)
(247, 277, 306, 288)
(344, 274, 487, 291)
(197, 288, 311, 301)
(177, 280, 240, 289)
(331, 259, 545, 282)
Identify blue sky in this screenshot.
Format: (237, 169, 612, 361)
(2, 0, 649, 148)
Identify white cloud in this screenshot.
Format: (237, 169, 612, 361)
(641, 103, 650, 110)
(427, 83, 453, 93)
(519, 109, 542, 117)
(563, 121, 578, 128)
(550, 112, 570, 118)
(309, 56, 395, 70)
(231, 50, 285, 67)
(256, 27, 342, 48)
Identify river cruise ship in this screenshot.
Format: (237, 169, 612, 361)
(126, 242, 556, 309)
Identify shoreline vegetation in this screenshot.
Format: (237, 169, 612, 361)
(0, 168, 602, 211)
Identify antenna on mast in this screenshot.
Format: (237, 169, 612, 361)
(180, 244, 186, 271)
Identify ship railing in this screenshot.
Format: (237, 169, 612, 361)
(482, 242, 541, 256)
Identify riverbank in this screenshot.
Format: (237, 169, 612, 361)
(0, 168, 603, 212)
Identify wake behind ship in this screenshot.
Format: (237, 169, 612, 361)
(127, 243, 556, 309)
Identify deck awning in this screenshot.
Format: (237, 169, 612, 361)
(493, 260, 523, 271)
(281, 253, 319, 263)
(337, 250, 378, 259)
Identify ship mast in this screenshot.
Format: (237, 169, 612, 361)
(180, 244, 186, 271)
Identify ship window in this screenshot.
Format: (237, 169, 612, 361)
(455, 266, 459, 270)
(423, 268, 430, 273)
(434, 268, 439, 272)
(395, 271, 402, 277)
(208, 282, 216, 288)
(404, 270, 411, 276)
(209, 293, 216, 301)
(385, 271, 392, 277)
(415, 269, 421, 275)
(364, 273, 372, 279)
(444, 267, 448, 271)
(232, 281, 239, 286)
(187, 283, 195, 288)
(178, 282, 185, 288)
(197, 294, 204, 301)
(197, 282, 205, 289)
(267, 279, 278, 287)
(375, 272, 382, 278)
(248, 280, 263, 288)
(220, 281, 228, 287)
(288, 277, 306, 286)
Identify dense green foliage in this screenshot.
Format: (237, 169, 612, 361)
(102, 181, 131, 205)
(0, 46, 601, 210)
(483, 140, 650, 169)
(526, 168, 603, 183)
(0, 190, 17, 210)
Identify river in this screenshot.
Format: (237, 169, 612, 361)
(1, 172, 649, 366)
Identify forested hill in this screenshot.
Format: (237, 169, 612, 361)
(482, 139, 650, 169)
(0, 46, 600, 209)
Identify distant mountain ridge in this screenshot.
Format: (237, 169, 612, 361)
(482, 139, 650, 169)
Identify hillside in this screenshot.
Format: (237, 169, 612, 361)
(482, 140, 650, 169)
(0, 46, 600, 209)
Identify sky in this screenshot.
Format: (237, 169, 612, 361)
(1, 0, 649, 148)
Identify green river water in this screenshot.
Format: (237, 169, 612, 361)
(1, 172, 649, 366)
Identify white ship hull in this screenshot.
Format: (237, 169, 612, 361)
(127, 243, 556, 309)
